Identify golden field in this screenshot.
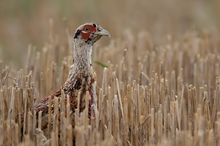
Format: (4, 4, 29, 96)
(0, 0, 220, 145)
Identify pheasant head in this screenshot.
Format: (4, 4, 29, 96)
(71, 23, 110, 75)
(74, 22, 110, 45)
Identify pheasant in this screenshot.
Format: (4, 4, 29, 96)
(21, 23, 110, 139)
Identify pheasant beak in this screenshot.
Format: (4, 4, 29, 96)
(95, 29, 111, 37)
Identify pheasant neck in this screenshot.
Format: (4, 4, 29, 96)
(72, 42, 93, 76)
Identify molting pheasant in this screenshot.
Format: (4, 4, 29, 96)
(21, 23, 110, 139)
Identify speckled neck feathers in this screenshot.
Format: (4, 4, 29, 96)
(72, 39, 93, 75)
(63, 38, 94, 94)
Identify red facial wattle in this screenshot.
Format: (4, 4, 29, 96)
(81, 25, 97, 39)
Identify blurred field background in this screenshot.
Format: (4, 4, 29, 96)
(0, 0, 220, 66)
(1, 0, 220, 146)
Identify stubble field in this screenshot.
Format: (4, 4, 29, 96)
(0, 0, 220, 145)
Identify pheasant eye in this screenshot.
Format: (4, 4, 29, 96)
(84, 27, 90, 31)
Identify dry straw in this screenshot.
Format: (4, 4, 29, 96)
(0, 26, 220, 146)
